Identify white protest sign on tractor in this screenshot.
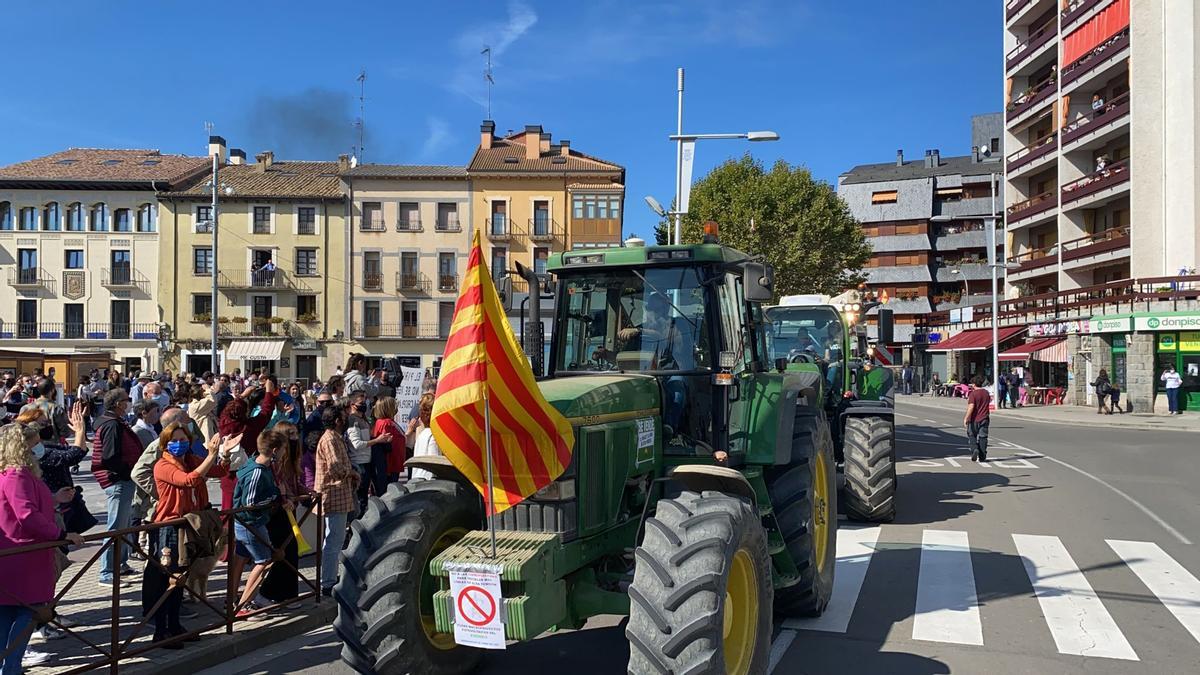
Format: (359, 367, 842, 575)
(446, 563, 506, 650)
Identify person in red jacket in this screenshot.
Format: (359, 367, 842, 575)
(91, 388, 142, 586)
(215, 378, 278, 510)
(371, 396, 404, 486)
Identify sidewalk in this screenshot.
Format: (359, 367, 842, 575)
(898, 393, 1200, 433)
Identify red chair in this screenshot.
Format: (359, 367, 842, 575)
(1046, 387, 1066, 405)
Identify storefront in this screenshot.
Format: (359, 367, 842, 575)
(1134, 314, 1200, 411)
(997, 337, 1069, 389)
(926, 326, 1027, 383)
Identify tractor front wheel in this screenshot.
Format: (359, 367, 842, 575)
(334, 480, 482, 675)
(626, 490, 772, 675)
(842, 415, 897, 523)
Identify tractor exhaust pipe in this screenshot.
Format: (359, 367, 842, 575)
(514, 261, 543, 376)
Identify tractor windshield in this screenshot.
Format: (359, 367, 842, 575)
(764, 306, 845, 365)
(554, 265, 712, 374)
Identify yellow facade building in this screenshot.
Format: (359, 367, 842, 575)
(157, 138, 348, 382)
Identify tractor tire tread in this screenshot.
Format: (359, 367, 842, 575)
(842, 415, 897, 523)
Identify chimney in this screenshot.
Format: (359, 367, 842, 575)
(923, 149, 933, 168)
(255, 151, 274, 173)
(930, 149, 940, 167)
(207, 136, 227, 165)
(896, 149, 904, 166)
(524, 125, 543, 160)
(228, 148, 246, 165)
(480, 120, 495, 150)
(539, 132, 551, 155)
(559, 139, 571, 157)
(971, 147, 980, 164)
(338, 154, 351, 173)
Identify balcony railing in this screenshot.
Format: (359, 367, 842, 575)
(1060, 226, 1130, 262)
(352, 323, 446, 339)
(1006, 132, 1056, 173)
(1062, 0, 1107, 27)
(362, 272, 383, 292)
(396, 271, 432, 293)
(435, 216, 462, 232)
(1006, 18, 1057, 71)
(1007, 244, 1059, 273)
(84, 322, 158, 340)
(1007, 76, 1056, 120)
(1061, 159, 1129, 205)
(1062, 26, 1130, 86)
(360, 217, 386, 232)
(1006, 0, 1033, 21)
(1061, 92, 1130, 146)
(0, 322, 93, 339)
(396, 218, 423, 233)
(101, 267, 134, 288)
(7, 267, 51, 288)
(216, 319, 297, 338)
(1006, 191, 1056, 222)
(438, 273, 459, 292)
(194, 220, 214, 233)
(487, 215, 511, 240)
(217, 268, 294, 290)
(529, 217, 558, 242)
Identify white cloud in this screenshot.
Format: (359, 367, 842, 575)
(446, 1, 539, 109)
(419, 116, 452, 161)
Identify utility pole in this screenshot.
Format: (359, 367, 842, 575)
(482, 46, 494, 119)
(210, 144, 220, 374)
(356, 70, 366, 162)
(674, 67, 684, 245)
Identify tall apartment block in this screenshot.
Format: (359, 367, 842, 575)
(838, 114, 1004, 351)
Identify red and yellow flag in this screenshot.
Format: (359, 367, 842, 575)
(431, 230, 575, 515)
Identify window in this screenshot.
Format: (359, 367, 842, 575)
(438, 301, 454, 338)
(113, 208, 131, 232)
(490, 201, 507, 235)
(491, 247, 507, 281)
(66, 203, 83, 231)
(252, 296, 274, 335)
(194, 205, 213, 232)
(363, 251, 382, 290)
(400, 252, 419, 286)
(193, 247, 213, 275)
(42, 203, 60, 231)
(19, 207, 36, 231)
(871, 190, 898, 204)
(295, 248, 318, 276)
(534, 247, 549, 276)
(136, 204, 155, 232)
(438, 252, 456, 290)
(297, 207, 316, 235)
(64, 249, 84, 269)
(935, 187, 963, 201)
(990, 137, 1000, 153)
(297, 295, 317, 320)
(0, 202, 10, 230)
(110, 250, 131, 285)
(90, 204, 108, 231)
(17, 249, 37, 284)
(572, 194, 622, 220)
(17, 300, 36, 338)
(63, 304, 84, 338)
(362, 202, 383, 231)
(192, 295, 212, 321)
(398, 203, 420, 231)
(533, 200, 550, 235)
(363, 301, 381, 337)
(437, 203, 459, 231)
(111, 300, 130, 339)
(401, 302, 418, 337)
(253, 206, 271, 234)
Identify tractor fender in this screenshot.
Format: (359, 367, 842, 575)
(840, 399, 895, 422)
(405, 455, 473, 485)
(775, 369, 823, 466)
(669, 465, 757, 504)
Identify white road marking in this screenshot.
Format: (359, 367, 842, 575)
(1013, 534, 1138, 661)
(924, 418, 940, 425)
(912, 530, 983, 645)
(896, 439, 970, 447)
(767, 629, 797, 673)
(894, 412, 921, 420)
(784, 526, 881, 633)
(1108, 539, 1200, 645)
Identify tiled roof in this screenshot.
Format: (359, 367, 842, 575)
(162, 161, 343, 199)
(0, 148, 209, 185)
(567, 182, 625, 191)
(468, 136, 623, 174)
(343, 164, 468, 179)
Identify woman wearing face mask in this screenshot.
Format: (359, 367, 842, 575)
(257, 421, 307, 606)
(147, 423, 234, 647)
(344, 392, 391, 518)
(315, 404, 359, 595)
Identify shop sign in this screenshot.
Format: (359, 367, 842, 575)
(1159, 334, 1177, 351)
(1180, 331, 1200, 352)
(928, 332, 942, 344)
(962, 306, 975, 322)
(1134, 313, 1200, 331)
(950, 309, 961, 324)
(1029, 320, 1082, 337)
(1086, 316, 1131, 334)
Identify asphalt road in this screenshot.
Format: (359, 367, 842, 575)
(198, 401, 1200, 675)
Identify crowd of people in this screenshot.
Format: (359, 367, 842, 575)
(0, 353, 441, 670)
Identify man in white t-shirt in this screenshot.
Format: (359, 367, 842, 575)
(1161, 366, 1184, 415)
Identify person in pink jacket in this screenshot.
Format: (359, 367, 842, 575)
(0, 423, 84, 672)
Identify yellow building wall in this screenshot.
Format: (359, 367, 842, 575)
(471, 177, 571, 276)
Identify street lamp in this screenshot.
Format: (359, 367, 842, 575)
(660, 67, 780, 245)
(201, 161, 233, 375)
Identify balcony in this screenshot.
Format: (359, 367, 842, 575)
(1061, 159, 1129, 208)
(528, 217, 559, 242)
(866, 234, 931, 253)
(864, 265, 933, 284)
(217, 318, 294, 338)
(1007, 77, 1056, 126)
(194, 220, 214, 233)
(935, 293, 995, 312)
(217, 268, 300, 291)
(352, 323, 446, 340)
(101, 267, 135, 289)
(1006, 0, 1033, 22)
(85, 322, 158, 340)
(362, 272, 384, 292)
(1006, 191, 1056, 226)
(1060, 226, 1130, 269)
(935, 226, 999, 251)
(1006, 244, 1059, 276)
(0, 322, 91, 339)
(396, 218, 423, 233)
(486, 216, 512, 241)
(1062, 27, 1130, 88)
(396, 271, 432, 293)
(936, 262, 992, 282)
(1061, 93, 1130, 150)
(933, 196, 996, 220)
(435, 216, 462, 233)
(7, 267, 52, 289)
(1062, 0, 1112, 30)
(360, 217, 386, 232)
(438, 273, 459, 292)
(1006, 132, 1057, 176)
(1006, 18, 1057, 74)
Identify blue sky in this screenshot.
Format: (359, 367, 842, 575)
(0, 0, 1000, 240)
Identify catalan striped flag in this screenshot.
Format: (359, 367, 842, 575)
(431, 229, 575, 515)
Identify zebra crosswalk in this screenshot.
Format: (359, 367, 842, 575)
(782, 526, 1200, 662)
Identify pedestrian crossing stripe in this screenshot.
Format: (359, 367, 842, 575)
(784, 527, 1200, 661)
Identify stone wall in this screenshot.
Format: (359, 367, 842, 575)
(1125, 333, 1157, 413)
(1067, 333, 1087, 404)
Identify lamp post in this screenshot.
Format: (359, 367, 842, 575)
(203, 159, 232, 374)
(664, 68, 779, 245)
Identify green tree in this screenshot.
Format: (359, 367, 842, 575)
(668, 154, 870, 297)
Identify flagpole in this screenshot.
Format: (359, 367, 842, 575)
(482, 387, 498, 559)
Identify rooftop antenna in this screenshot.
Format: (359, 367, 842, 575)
(482, 46, 494, 119)
(355, 70, 366, 162)
(203, 121, 214, 152)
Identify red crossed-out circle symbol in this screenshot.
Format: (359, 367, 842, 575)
(457, 585, 497, 627)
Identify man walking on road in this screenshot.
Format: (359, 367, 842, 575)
(1161, 365, 1183, 414)
(901, 363, 914, 396)
(964, 375, 991, 462)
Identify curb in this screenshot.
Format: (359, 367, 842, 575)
(897, 396, 1199, 433)
(123, 601, 337, 675)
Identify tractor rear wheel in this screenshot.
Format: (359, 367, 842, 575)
(766, 407, 837, 616)
(334, 480, 482, 675)
(842, 415, 897, 523)
(626, 490, 772, 675)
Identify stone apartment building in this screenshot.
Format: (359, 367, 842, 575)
(0, 148, 208, 372)
(157, 137, 348, 382)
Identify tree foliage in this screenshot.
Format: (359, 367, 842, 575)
(657, 154, 870, 297)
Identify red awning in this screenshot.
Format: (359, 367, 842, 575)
(927, 326, 1026, 352)
(1033, 338, 1069, 363)
(998, 337, 1065, 362)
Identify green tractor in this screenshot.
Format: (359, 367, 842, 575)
(334, 241, 838, 674)
(764, 296, 897, 523)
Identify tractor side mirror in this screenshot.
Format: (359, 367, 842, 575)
(877, 308, 895, 346)
(742, 261, 774, 302)
(774, 357, 788, 373)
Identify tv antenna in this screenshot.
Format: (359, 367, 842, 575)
(482, 46, 494, 119)
(355, 70, 367, 162)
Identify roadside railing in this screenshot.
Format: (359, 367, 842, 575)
(0, 496, 324, 674)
